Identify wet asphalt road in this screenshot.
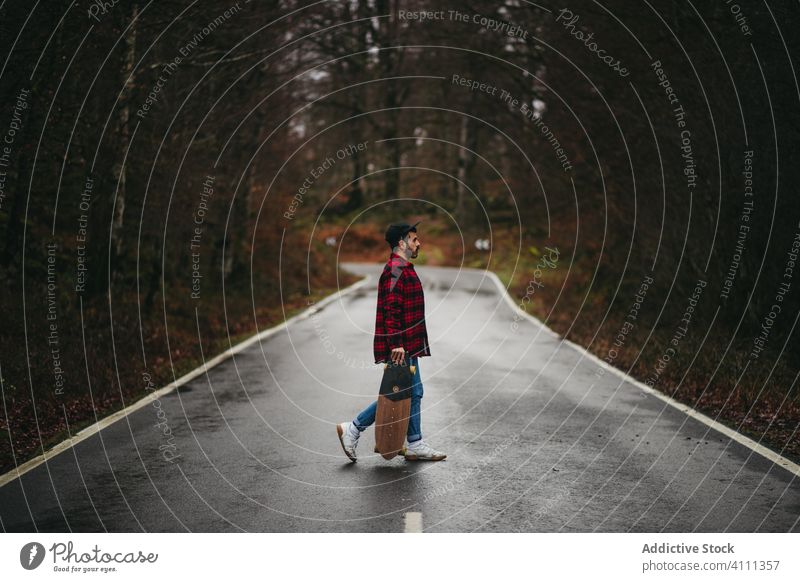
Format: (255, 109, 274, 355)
(1, 263, 798, 532)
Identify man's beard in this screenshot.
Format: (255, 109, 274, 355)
(411, 249, 418, 258)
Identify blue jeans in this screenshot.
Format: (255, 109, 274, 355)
(353, 356, 423, 443)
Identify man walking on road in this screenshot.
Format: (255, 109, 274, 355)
(337, 221, 447, 462)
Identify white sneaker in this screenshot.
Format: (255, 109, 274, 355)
(375, 441, 408, 456)
(336, 422, 360, 462)
(404, 440, 446, 461)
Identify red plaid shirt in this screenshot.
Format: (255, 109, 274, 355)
(373, 252, 431, 363)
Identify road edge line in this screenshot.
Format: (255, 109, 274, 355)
(0, 275, 372, 489)
(482, 269, 800, 478)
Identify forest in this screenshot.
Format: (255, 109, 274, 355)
(0, 0, 798, 472)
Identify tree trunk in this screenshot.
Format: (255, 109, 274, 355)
(110, 3, 138, 277)
(455, 115, 469, 224)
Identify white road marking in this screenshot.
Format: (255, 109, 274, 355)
(404, 511, 423, 532)
(482, 269, 800, 479)
(0, 277, 372, 489)
(3, 264, 798, 490)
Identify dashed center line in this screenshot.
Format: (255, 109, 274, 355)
(404, 511, 423, 532)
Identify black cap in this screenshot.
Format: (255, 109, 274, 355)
(385, 221, 420, 248)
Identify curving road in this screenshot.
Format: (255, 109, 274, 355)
(1, 263, 798, 532)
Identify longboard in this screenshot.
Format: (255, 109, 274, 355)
(374, 395, 411, 460)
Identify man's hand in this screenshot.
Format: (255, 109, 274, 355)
(390, 346, 406, 365)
